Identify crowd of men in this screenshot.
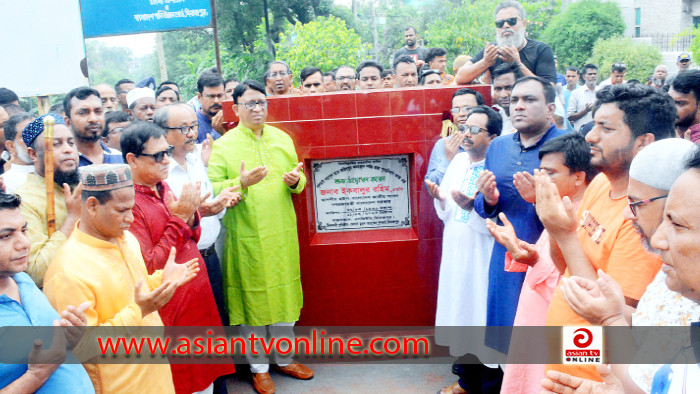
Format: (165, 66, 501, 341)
(1, 0, 700, 393)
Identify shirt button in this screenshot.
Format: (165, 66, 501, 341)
(517, 161, 522, 165)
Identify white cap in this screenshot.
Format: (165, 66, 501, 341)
(629, 138, 696, 190)
(126, 87, 155, 108)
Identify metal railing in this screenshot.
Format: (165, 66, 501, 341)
(638, 32, 693, 52)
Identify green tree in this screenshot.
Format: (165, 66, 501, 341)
(543, 0, 624, 70)
(425, 0, 560, 63)
(275, 15, 371, 82)
(588, 37, 661, 82)
(85, 40, 157, 87)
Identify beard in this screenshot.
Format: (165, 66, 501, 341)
(74, 130, 102, 143)
(15, 145, 32, 165)
(631, 221, 660, 254)
(54, 168, 80, 187)
(676, 112, 698, 129)
(496, 28, 526, 48)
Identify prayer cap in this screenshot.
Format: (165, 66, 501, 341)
(629, 138, 695, 191)
(126, 87, 155, 107)
(80, 164, 133, 192)
(22, 113, 65, 147)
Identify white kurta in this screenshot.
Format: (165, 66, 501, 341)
(434, 153, 493, 328)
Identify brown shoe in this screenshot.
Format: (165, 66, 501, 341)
(252, 372, 275, 394)
(438, 381, 466, 394)
(276, 363, 314, 380)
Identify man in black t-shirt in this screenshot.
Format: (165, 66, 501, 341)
(454, 0, 556, 85)
(392, 26, 429, 69)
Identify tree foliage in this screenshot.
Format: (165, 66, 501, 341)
(85, 40, 157, 87)
(275, 15, 371, 82)
(543, 0, 624, 70)
(426, 0, 560, 62)
(588, 37, 661, 82)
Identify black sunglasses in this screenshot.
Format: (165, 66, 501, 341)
(139, 145, 174, 163)
(628, 195, 667, 216)
(495, 17, 519, 28)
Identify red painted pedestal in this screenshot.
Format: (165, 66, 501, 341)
(223, 85, 491, 326)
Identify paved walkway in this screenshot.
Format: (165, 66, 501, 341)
(226, 364, 455, 393)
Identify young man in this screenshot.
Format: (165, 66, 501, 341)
(196, 72, 226, 142)
(425, 88, 485, 185)
(335, 66, 357, 91)
(563, 66, 580, 131)
(15, 114, 82, 286)
(567, 64, 598, 132)
(322, 72, 337, 92)
(208, 80, 313, 394)
(426, 47, 455, 84)
(101, 111, 132, 152)
(392, 26, 428, 69)
(489, 133, 597, 394)
(299, 67, 325, 94)
(538, 84, 676, 382)
(491, 62, 524, 135)
(381, 70, 395, 88)
(669, 69, 700, 140)
(43, 164, 197, 394)
(64, 86, 123, 166)
(114, 79, 135, 112)
(356, 60, 384, 90)
(0, 192, 94, 393)
(121, 122, 235, 393)
(425, 106, 501, 394)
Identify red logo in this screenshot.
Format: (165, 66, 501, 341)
(573, 328, 593, 348)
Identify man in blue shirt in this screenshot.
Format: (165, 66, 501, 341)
(64, 87, 123, 167)
(425, 88, 485, 185)
(475, 76, 568, 353)
(0, 192, 94, 393)
(195, 73, 225, 143)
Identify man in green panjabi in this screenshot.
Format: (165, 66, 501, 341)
(208, 79, 313, 394)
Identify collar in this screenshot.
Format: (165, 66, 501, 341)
(8, 163, 35, 174)
(134, 182, 166, 200)
(72, 220, 123, 250)
(511, 123, 558, 150)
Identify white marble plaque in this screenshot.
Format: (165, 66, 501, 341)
(312, 155, 411, 232)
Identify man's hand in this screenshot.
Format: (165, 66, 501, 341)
(57, 301, 90, 349)
(483, 44, 499, 67)
(26, 322, 67, 383)
(513, 171, 536, 203)
(486, 212, 539, 266)
(541, 364, 624, 394)
(198, 186, 241, 216)
(560, 270, 627, 327)
(162, 247, 200, 286)
(425, 180, 445, 201)
(63, 183, 82, 218)
(167, 182, 202, 224)
(200, 134, 214, 167)
(476, 170, 500, 206)
(416, 59, 426, 69)
(283, 162, 304, 188)
(535, 169, 578, 236)
(444, 131, 463, 162)
(240, 160, 268, 189)
(211, 111, 226, 134)
(133, 280, 178, 318)
(451, 190, 475, 211)
(498, 46, 521, 64)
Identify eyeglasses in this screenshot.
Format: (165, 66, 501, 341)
(495, 17, 519, 28)
(108, 127, 125, 135)
(628, 195, 667, 216)
(269, 71, 290, 78)
(203, 93, 225, 100)
(303, 82, 322, 88)
(458, 124, 488, 136)
(166, 124, 199, 135)
(450, 105, 474, 115)
(139, 145, 174, 163)
(240, 100, 268, 111)
(337, 76, 356, 81)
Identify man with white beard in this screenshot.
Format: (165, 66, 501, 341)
(454, 0, 556, 85)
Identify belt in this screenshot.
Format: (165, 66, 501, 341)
(199, 244, 216, 258)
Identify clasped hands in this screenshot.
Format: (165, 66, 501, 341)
(240, 160, 304, 189)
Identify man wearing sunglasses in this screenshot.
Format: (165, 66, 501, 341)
(209, 80, 313, 394)
(299, 66, 325, 94)
(454, 0, 556, 85)
(535, 84, 677, 383)
(121, 121, 236, 393)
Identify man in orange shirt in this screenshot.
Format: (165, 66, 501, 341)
(535, 83, 677, 382)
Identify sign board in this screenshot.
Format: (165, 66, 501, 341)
(313, 155, 411, 232)
(0, 1, 87, 97)
(81, 0, 212, 38)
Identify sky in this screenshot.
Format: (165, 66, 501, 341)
(87, 33, 157, 57)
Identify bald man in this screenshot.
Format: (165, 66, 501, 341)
(95, 84, 118, 114)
